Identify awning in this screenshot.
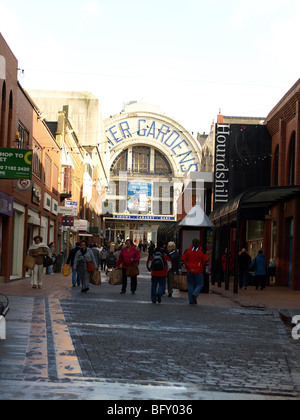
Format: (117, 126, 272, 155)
(78, 231, 93, 237)
(210, 186, 300, 227)
(179, 203, 214, 228)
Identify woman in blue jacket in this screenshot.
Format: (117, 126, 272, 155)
(250, 250, 267, 291)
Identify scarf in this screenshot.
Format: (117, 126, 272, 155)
(29, 242, 49, 251)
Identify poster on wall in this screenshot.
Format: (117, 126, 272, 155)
(127, 182, 152, 214)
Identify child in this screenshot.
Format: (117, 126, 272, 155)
(148, 250, 172, 304)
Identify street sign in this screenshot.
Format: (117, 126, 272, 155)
(62, 216, 74, 227)
(0, 148, 33, 180)
(57, 206, 77, 216)
(65, 200, 79, 216)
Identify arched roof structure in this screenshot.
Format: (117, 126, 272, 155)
(104, 103, 202, 177)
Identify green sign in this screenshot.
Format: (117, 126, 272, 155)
(0, 148, 33, 180)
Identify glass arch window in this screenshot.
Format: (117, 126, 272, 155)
(155, 150, 172, 175)
(111, 150, 128, 175)
(132, 146, 150, 173)
(110, 146, 173, 176)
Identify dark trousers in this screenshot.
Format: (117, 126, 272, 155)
(121, 268, 137, 293)
(255, 275, 266, 290)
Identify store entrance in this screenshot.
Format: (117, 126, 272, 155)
(129, 223, 148, 246)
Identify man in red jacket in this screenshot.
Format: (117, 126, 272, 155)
(181, 239, 209, 305)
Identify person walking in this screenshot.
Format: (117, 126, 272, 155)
(100, 244, 109, 272)
(91, 243, 101, 270)
(28, 236, 52, 289)
(148, 249, 172, 304)
(116, 239, 141, 295)
(67, 242, 81, 287)
(221, 248, 234, 285)
(181, 238, 209, 305)
(166, 242, 181, 297)
(238, 248, 252, 290)
(250, 249, 267, 291)
(47, 242, 56, 275)
(73, 240, 97, 293)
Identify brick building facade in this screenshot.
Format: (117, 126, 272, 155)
(265, 78, 300, 289)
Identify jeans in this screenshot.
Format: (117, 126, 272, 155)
(187, 272, 204, 303)
(72, 267, 81, 286)
(151, 276, 166, 303)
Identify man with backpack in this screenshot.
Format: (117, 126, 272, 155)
(181, 238, 209, 305)
(148, 246, 172, 304)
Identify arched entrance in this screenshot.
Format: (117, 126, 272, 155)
(104, 102, 202, 244)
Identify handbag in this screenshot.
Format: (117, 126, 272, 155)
(24, 255, 36, 269)
(86, 260, 95, 272)
(82, 252, 95, 272)
(126, 264, 139, 277)
(43, 255, 54, 267)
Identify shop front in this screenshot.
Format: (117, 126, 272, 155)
(210, 186, 300, 292)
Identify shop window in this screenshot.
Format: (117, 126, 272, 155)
(32, 140, 42, 179)
(61, 166, 73, 195)
(17, 121, 29, 149)
(52, 164, 59, 195)
(44, 154, 51, 188)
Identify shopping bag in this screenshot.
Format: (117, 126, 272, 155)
(91, 270, 101, 286)
(109, 269, 123, 286)
(62, 264, 71, 277)
(126, 264, 139, 277)
(173, 274, 188, 291)
(24, 255, 36, 270)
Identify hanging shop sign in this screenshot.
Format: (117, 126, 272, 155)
(0, 148, 33, 180)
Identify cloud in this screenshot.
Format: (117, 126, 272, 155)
(79, 0, 103, 19)
(0, 3, 21, 49)
(230, 0, 287, 24)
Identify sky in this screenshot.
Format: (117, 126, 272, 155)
(0, 0, 299, 135)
